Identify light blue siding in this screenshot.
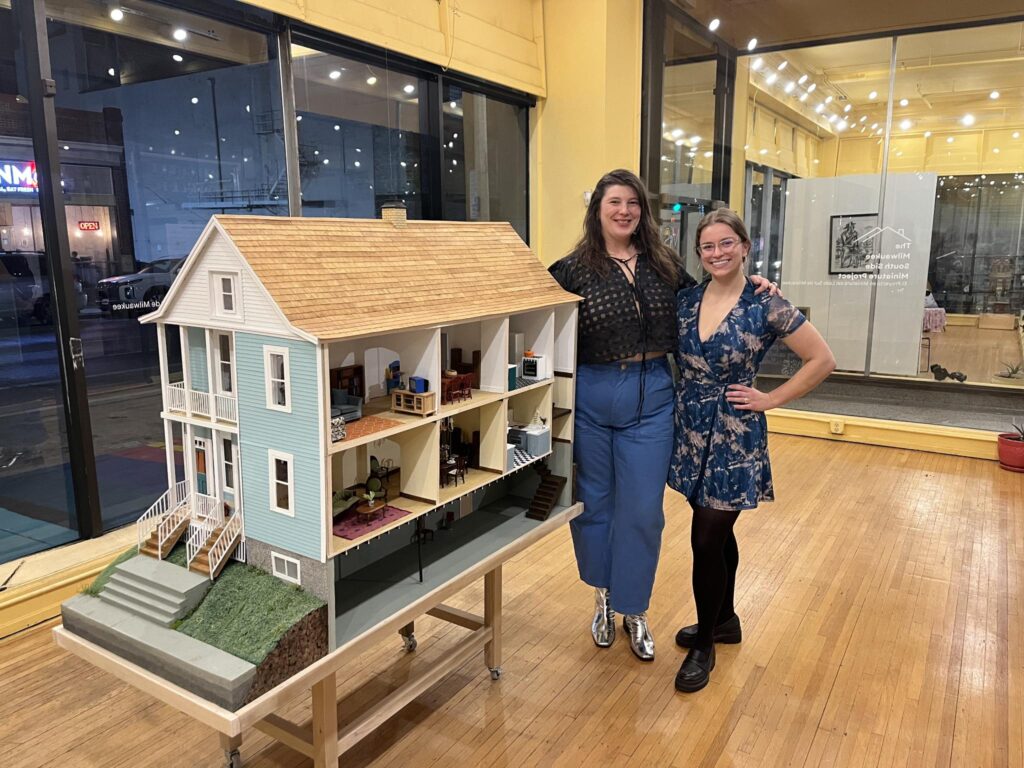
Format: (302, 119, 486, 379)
(188, 327, 208, 392)
(235, 333, 322, 561)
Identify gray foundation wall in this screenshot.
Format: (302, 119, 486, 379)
(245, 538, 332, 604)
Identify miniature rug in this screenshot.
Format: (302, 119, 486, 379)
(336, 415, 404, 443)
(332, 505, 412, 539)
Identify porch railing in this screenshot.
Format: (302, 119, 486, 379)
(136, 479, 190, 552)
(207, 513, 243, 580)
(193, 491, 223, 525)
(186, 517, 218, 568)
(165, 382, 236, 424)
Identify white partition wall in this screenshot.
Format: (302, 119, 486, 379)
(781, 172, 936, 375)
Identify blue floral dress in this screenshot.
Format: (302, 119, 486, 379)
(669, 279, 806, 510)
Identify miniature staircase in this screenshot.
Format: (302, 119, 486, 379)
(189, 523, 242, 579)
(99, 555, 211, 627)
(139, 504, 190, 560)
(526, 466, 567, 521)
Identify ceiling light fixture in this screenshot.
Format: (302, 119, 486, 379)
(777, 60, 788, 71)
(766, 73, 778, 85)
(899, 98, 909, 107)
(815, 104, 825, 113)
(751, 57, 763, 71)
(109, 8, 124, 21)
(868, 90, 877, 100)
(173, 28, 188, 42)
(807, 83, 816, 93)
(329, 70, 341, 80)
(844, 104, 852, 113)
(403, 84, 415, 94)
(990, 90, 1000, 99)
(708, 18, 720, 31)
(107, 67, 116, 77)
(798, 74, 808, 85)
(899, 119, 912, 130)
(799, 93, 809, 102)
(190, 97, 198, 104)
(172, 54, 183, 62)
(961, 113, 975, 126)
(366, 76, 377, 85)
(784, 81, 796, 93)
(747, 38, 757, 51)
(1013, 131, 1021, 139)
(924, 131, 932, 138)
(946, 136, 955, 143)
(824, 96, 833, 104)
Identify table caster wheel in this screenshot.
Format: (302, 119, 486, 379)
(225, 749, 242, 768)
(489, 667, 502, 680)
(402, 634, 417, 653)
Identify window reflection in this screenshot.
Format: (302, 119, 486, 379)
(291, 47, 428, 217)
(46, 0, 285, 529)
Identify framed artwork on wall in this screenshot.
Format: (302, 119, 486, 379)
(829, 213, 878, 275)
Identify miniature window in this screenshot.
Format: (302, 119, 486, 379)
(271, 552, 300, 584)
(268, 450, 294, 516)
(264, 346, 290, 412)
(211, 272, 239, 317)
(217, 333, 233, 394)
(222, 438, 235, 493)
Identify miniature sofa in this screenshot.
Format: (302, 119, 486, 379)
(330, 390, 363, 421)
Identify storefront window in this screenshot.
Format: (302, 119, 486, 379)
(0, 7, 77, 562)
(441, 84, 528, 242)
(291, 45, 429, 218)
(46, 0, 285, 529)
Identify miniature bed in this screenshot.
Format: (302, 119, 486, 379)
(53, 211, 583, 766)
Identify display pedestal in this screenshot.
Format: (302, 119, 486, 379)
(53, 501, 581, 767)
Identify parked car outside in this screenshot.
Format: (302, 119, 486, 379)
(97, 258, 183, 313)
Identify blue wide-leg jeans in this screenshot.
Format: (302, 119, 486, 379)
(571, 357, 674, 615)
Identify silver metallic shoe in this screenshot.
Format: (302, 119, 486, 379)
(623, 612, 655, 661)
(591, 587, 615, 648)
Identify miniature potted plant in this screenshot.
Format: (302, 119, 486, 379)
(993, 362, 1024, 387)
(362, 489, 383, 510)
(997, 423, 1024, 472)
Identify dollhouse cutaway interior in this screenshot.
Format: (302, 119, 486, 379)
(137, 208, 579, 649)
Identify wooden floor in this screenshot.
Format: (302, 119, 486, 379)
(918, 325, 1023, 385)
(1, 435, 1022, 767)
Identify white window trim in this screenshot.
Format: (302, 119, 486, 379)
(216, 332, 235, 395)
(268, 449, 294, 517)
(222, 437, 235, 494)
(270, 552, 301, 585)
(263, 345, 291, 412)
(211, 271, 241, 319)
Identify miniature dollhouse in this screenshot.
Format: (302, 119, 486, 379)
(135, 209, 580, 643)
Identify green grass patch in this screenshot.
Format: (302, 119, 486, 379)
(175, 561, 324, 665)
(82, 547, 138, 596)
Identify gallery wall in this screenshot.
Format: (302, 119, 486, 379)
(781, 172, 936, 375)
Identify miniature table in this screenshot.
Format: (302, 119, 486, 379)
(353, 500, 384, 521)
(54, 500, 582, 768)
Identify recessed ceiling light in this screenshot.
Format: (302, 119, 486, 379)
(815, 104, 825, 113)
(453, 132, 459, 139)
(798, 74, 808, 85)
(836, 120, 848, 131)
(899, 119, 912, 130)
(329, 70, 341, 80)
(899, 98, 909, 107)
(403, 84, 415, 94)
(708, 18, 720, 31)
(355, 148, 361, 152)
(859, 116, 867, 122)
(924, 131, 932, 138)
(674, 138, 685, 146)
(990, 90, 1000, 99)
(825, 96, 833, 104)
(799, 93, 809, 102)
(703, 151, 712, 157)
(871, 122, 878, 129)
(334, 124, 340, 131)
(993, 147, 1000, 153)
(1013, 131, 1021, 139)
(109, 8, 124, 21)
(759, 148, 768, 155)
(946, 136, 955, 144)
(190, 97, 198, 104)
(174, 129, 180, 135)
(747, 38, 758, 51)
(807, 83, 816, 93)
(784, 81, 796, 93)
(751, 57, 763, 71)
(449, 100, 458, 109)
(690, 135, 701, 144)
(961, 113, 975, 126)
(777, 60, 788, 71)
(843, 104, 852, 113)
(366, 76, 377, 85)
(173, 28, 188, 42)
(766, 73, 778, 85)
(63, 145, 69, 150)
(107, 67, 116, 77)
(671, 128, 683, 138)
(172, 54, 183, 62)
(868, 91, 877, 100)
(296, 115, 302, 121)
(828, 114, 838, 123)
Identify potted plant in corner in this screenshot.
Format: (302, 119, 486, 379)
(997, 423, 1024, 472)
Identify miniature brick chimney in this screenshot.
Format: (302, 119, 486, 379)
(381, 202, 407, 226)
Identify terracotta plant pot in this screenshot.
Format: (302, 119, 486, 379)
(997, 433, 1024, 473)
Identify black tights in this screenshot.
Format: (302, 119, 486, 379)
(690, 504, 741, 650)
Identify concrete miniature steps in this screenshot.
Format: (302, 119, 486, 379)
(99, 555, 211, 627)
(62, 594, 256, 710)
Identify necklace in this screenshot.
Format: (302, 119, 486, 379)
(606, 250, 637, 264)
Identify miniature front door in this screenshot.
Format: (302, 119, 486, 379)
(194, 437, 210, 496)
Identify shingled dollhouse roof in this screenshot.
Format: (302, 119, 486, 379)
(209, 215, 576, 341)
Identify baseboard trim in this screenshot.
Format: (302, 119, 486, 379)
(767, 409, 998, 460)
(0, 552, 118, 639)
(945, 313, 979, 327)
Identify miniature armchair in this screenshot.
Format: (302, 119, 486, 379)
(331, 389, 363, 421)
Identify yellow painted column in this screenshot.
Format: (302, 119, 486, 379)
(531, 0, 643, 265)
